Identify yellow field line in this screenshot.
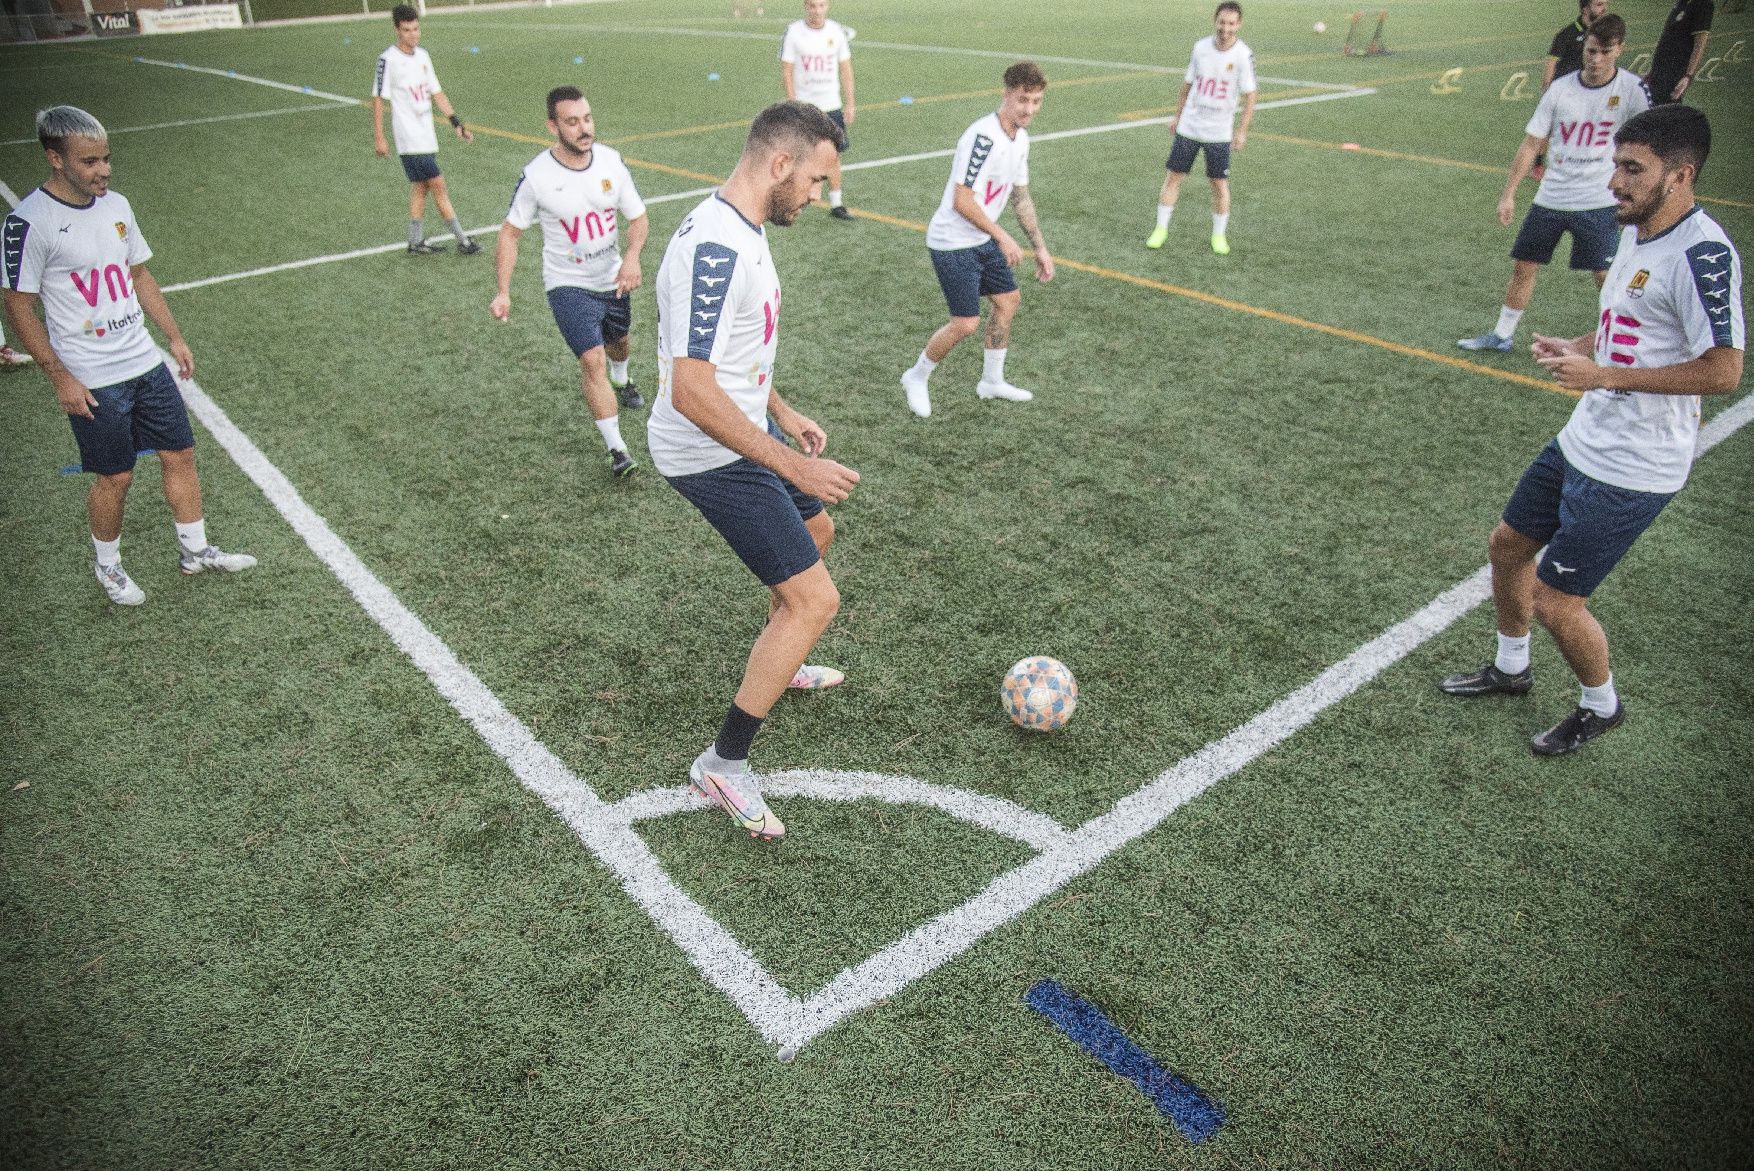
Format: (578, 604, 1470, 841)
(846, 208, 1568, 397)
(466, 120, 724, 184)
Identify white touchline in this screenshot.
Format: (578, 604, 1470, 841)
(0, 180, 19, 210)
(156, 85, 1372, 295)
(130, 56, 361, 106)
(0, 104, 349, 148)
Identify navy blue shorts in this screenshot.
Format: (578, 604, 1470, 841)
(1502, 440, 1674, 597)
(1511, 204, 1618, 271)
(547, 285, 631, 357)
(400, 153, 441, 183)
(68, 362, 195, 475)
(929, 239, 1018, 319)
(1168, 134, 1231, 179)
(827, 107, 849, 154)
(665, 422, 826, 587)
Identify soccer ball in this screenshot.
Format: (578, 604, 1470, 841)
(1001, 657, 1078, 732)
(1314, 20, 1327, 33)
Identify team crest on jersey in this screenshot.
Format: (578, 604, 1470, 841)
(1608, 95, 1620, 108)
(1225, 62, 1234, 71)
(602, 179, 613, 194)
(1626, 269, 1650, 298)
(115, 222, 127, 240)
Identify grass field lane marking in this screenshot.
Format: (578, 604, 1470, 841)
(0, 104, 349, 147)
(164, 356, 804, 1045)
(0, 181, 19, 209)
(127, 56, 362, 105)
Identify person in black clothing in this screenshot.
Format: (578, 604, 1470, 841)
(1647, 0, 1714, 103)
(1545, 0, 1608, 88)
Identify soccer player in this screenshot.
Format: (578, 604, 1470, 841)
(648, 101, 858, 842)
(1546, 0, 1609, 88)
(1439, 105, 1743, 756)
(2, 107, 256, 606)
(1145, 1, 1256, 256)
(490, 87, 650, 478)
(372, 4, 479, 256)
(780, 0, 856, 220)
(1646, 0, 1714, 105)
(1458, 16, 1647, 353)
(899, 62, 1054, 419)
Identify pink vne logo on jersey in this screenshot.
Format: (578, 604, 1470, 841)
(1556, 120, 1616, 147)
(800, 52, 835, 72)
(69, 265, 131, 310)
(762, 287, 781, 346)
(982, 181, 1010, 207)
(408, 83, 430, 102)
(1195, 77, 1231, 100)
(1598, 308, 1643, 366)
(561, 210, 617, 243)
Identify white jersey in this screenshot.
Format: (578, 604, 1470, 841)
(2, 187, 160, 388)
(1558, 209, 1744, 494)
(1527, 68, 1650, 211)
(505, 147, 646, 293)
(779, 18, 851, 112)
(927, 112, 1030, 252)
(648, 194, 784, 477)
(1177, 35, 1257, 144)
(372, 45, 441, 155)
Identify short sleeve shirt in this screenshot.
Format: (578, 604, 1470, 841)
(2, 187, 161, 388)
(1526, 69, 1650, 211)
(505, 146, 646, 293)
(779, 18, 851, 112)
(1177, 35, 1257, 144)
(1651, 0, 1714, 82)
(647, 194, 783, 477)
(926, 112, 1030, 251)
(1558, 209, 1744, 493)
(373, 45, 441, 155)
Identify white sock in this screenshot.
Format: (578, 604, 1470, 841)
(1212, 211, 1230, 236)
(829, 188, 844, 208)
(982, 347, 1007, 384)
(92, 534, 121, 567)
(698, 744, 748, 776)
(609, 358, 630, 385)
(1156, 204, 1173, 229)
(1494, 305, 1524, 341)
(910, 351, 938, 380)
(595, 416, 626, 453)
(1495, 632, 1531, 675)
(175, 519, 207, 554)
(1579, 675, 1618, 717)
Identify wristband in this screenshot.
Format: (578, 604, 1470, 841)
(449, 113, 463, 129)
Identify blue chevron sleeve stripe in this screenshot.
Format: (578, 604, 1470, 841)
(1685, 240, 1739, 349)
(686, 242, 738, 360)
(1, 213, 28, 291)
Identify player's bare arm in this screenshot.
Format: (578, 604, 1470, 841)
(1166, 82, 1192, 133)
(840, 59, 855, 125)
(1674, 31, 1709, 99)
(615, 214, 650, 297)
(1537, 344, 1743, 395)
(371, 96, 390, 156)
(1232, 91, 1256, 149)
(433, 91, 473, 142)
(131, 266, 192, 380)
(490, 222, 523, 319)
(673, 357, 857, 503)
(781, 61, 797, 100)
(1008, 186, 1054, 283)
(1499, 134, 1546, 226)
(951, 184, 1020, 266)
(1541, 56, 1560, 90)
(768, 389, 826, 457)
(2, 289, 96, 418)
(1530, 332, 1593, 360)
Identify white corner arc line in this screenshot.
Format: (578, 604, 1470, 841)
(165, 356, 806, 1045)
(130, 56, 362, 106)
(611, 771, 1072, 853)
(0, 104, 348, 148)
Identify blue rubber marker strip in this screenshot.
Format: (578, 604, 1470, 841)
(1025, 979, 1225, 1144)
(59, 449, 155, 475)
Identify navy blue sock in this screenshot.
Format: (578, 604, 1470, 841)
(714, 703, 764, 763)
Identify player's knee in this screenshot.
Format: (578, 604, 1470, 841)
(948, 316, 981, 340)
(97, 468, 133, 493)
(1487, 521, 1534, 567)
(808, 511, 835, 556)
(1531, 580, 1585, 628)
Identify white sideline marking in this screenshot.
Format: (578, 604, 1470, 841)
(156, 86, 1371, 295)
(0, 104, 347, 147)
(130, 57, 362, 106)
(612, 771, 1073, 853)
(0, 181, 19, 209)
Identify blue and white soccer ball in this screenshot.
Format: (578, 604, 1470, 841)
(1001, 656, 1078, 732)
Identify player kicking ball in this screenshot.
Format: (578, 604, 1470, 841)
(3, 107, 255, 606)
(491, 86, 650, 477)
(900, 62, 1055, 419)
(649, 102, 859, 842)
